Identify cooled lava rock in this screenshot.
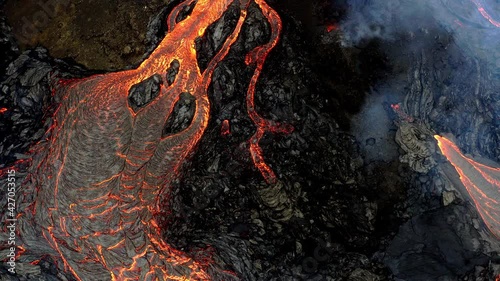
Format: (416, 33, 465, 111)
(1, 0, 499, 280)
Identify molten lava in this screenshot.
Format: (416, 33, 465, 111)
(221, 119, 231, 136)
(245, 0, 293, 184)
(435, 135, 500, 239)
(326, 23, 339, 33)
(470, 0, 500, 27)
(1, 0, 286, 280)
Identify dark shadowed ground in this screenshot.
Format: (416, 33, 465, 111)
(3, 0, 168, 70)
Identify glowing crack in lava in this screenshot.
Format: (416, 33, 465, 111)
(435, 135, 500, 239)
(1, 0, 286, 279)
(470, 0, 500, 27)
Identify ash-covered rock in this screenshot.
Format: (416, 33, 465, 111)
(394, 121, 436, 173)
(163, 92, 196, 136)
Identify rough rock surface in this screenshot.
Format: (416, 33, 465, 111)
(381, 203, 493, 281)
(0, 47, 89, 167)
(386, 12, 500, 281)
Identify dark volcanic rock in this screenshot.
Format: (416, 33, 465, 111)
(0, 47, 88, 167)
(401, 34, 500, 162)
(382, 203, 490, 281)
(163, 92, 196, 137)
(381, 15, 500, 281)
(128, 74, 163, 111)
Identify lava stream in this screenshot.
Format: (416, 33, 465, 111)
(245, 0, 293, 184)
(435, 135, 500, 238)
(470, 0, 500, 27)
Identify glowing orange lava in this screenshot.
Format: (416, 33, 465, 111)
(1, 0, 285, 280)
(245, 0, 293, 184)
(434, 135, 500, 239)
(221, 119, 231, 136)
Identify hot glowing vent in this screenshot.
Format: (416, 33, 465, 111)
(470, 0, 500, 27)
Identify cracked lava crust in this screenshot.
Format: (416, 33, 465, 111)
(0, 0, 288, 279)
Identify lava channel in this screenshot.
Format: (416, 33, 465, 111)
(0, 0, 287, 280)
(470, 0, 500, 27)
(435, 135, 500, 239)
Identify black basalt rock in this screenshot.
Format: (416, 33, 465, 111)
(128, 74, 163, 111)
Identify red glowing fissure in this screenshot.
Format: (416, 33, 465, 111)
(470, 0, 500, 27)
(2, 0, 286, 280)
(391, 103, 414, 123)
(245, 0, 293, 184)
(435, 135, 500, 239)
(326, 23, 338, 33)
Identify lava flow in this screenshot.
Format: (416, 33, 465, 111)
(0, 0, 285, 280)
(435, 135, 500, 239)
(470, 0, 500, 27)
(245, 0, 293, 184)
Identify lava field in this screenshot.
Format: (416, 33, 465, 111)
(0, 0, 499, 280)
